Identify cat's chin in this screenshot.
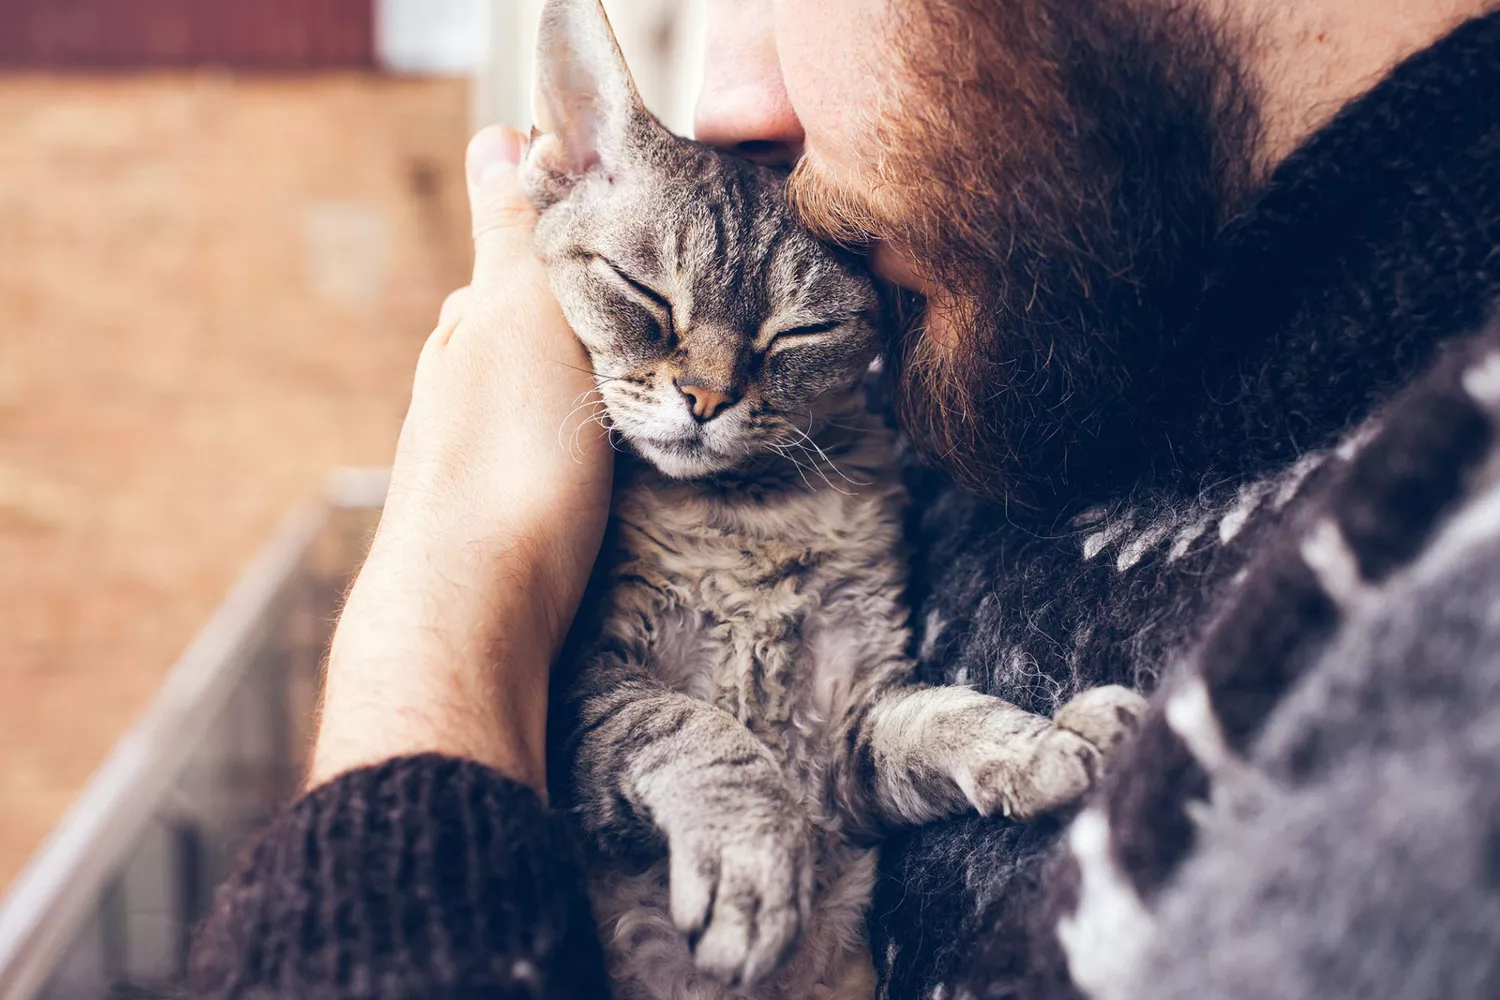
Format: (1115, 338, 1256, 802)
(629, 438, 743, 480)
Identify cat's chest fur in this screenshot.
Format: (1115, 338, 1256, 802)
(604, 423, 911, 761)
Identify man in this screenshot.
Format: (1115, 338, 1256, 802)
(190, 1, 1500, 998)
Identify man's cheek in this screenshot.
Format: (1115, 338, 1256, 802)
(771, 0, 889, 175)
(871, 243, 938, 297)
(919, 299, 964, 353)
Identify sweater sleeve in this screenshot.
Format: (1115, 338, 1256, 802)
(187, 754, 609, 1000)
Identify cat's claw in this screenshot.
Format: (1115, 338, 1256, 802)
(964, 684, 1148, 822)
(668, 809, 814, 987)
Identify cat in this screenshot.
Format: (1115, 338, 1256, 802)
(518, 2, 1149, 998)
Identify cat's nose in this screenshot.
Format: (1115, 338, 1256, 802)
(677, 382, 738, 422)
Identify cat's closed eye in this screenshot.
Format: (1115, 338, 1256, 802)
(588, 254, 677, 342)
(762, 318, 859, 355)
(770, 319, 845, 343)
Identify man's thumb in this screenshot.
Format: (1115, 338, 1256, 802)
(466, 125, 538, 279)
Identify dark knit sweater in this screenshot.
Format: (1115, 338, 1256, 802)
(187, 756, 609, 998)
(189, 12, 1500, 1000)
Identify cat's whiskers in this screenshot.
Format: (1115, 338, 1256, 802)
(560, 396, 614, 461)
(566, 382, 618, 411)
(816, 416, 868, 434)
(563, 375, 632, 454)
(550, 357, 631, 388)
(786, 425, 871, 490)
(560, 393, 612, 429)
(798, 445, 857, 496)
(793, 443, 846, 494)
(574, 418, 625, 461)
(771, 437, 859, 496)
(769, 442, 821, 494)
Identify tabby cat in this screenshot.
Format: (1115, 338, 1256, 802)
(519, 3, 1147, 998)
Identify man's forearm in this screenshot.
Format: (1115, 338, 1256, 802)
(310, 525, 557, 792)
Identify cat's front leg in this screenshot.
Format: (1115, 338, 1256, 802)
(567, 662, 814, 988)
(835, 684, 1147, 831)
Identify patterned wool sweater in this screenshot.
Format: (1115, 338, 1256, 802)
(878, 11, 1500, 1000)
(190, 12, 1500, 1000)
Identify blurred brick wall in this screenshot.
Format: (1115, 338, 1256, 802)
(0, 0, 374, 70)
(0, 71, 472, 890)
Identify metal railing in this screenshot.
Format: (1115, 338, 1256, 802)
(0, 469, 388, 1000)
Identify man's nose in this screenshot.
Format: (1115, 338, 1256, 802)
(693, 0, 804, 165)
(677, 381, 739, 423)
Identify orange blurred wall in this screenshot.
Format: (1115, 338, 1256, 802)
(0, 69, 472, 890)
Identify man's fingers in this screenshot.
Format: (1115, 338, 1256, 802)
(466, 125, 543, 289)
(456, 125, 581, 377)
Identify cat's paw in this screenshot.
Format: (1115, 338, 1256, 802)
(962, 685, 1147, 822)
(667, 806, 814, 988)
(1053, 683, 1148, 757)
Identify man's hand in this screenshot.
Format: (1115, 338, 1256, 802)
(309, 125, 614, 794)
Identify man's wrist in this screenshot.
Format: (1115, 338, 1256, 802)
(308, 521, 567, 793)
(366, 508, 580, 651)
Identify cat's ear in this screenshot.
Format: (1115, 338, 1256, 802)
(527, 0, 650, 186)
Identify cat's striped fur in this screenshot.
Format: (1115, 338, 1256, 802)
(518, 3, 1147, 998)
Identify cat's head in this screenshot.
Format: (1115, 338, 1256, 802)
(521, 0, 881, 480)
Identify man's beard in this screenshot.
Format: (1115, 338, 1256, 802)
(790, 0, 1263, 511)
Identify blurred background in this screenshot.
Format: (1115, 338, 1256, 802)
(0, 1, 702, 995)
